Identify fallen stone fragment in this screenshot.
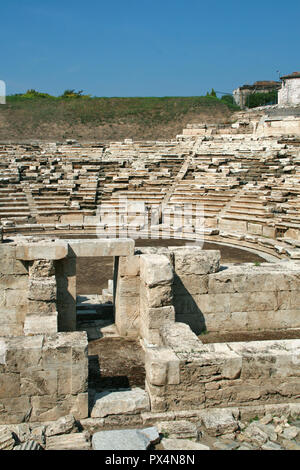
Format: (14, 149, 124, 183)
(201, 409, 238, 436)
(139, 427, 160, 445)
(281, 439, 300, 451)
(260, 414, 273, 425)
(14, 440, 44, 451)
(274, 425, 283, 434)
(161, 438, 210, 451)
(157, 420, 198, 439)
(0, 429, 16, 450)
(0, 424, 31, 444)
(213, 440, 239, 450)
(237, 443, 254, 450)
(30, 425, 46, 446)
(46, 432, 91, 451)
(255, 423, 277, 442)
(45, 414, 78, 437)
(92, 428, 158, 451)
(244, 423, 268, 446)
(261, 441, 283, 451)
(91, 388, 150, 418)
(282, 426, 299, 440)
(220, 433, 237, 441)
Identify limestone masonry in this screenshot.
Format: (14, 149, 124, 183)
(0, 104, 300, 450)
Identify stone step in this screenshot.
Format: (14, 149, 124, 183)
(92, 427, 159, 451)
(91, 388, 150, 418)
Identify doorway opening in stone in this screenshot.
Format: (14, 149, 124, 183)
(76, 255, 115, 341)
(74, 253, 146, 396)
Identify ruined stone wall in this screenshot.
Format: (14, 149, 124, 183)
(139, 254, 174, 344)
(145, 323, 300, 413)
(115, 251, 175, 341)
(0, 240, 72, 338)
(278, 78, 300, 107)
(0, 237, 136, 427)
(169, 248, 300, 335)
(115, 255, 141, 337)
(170, 248, 220, 334)
(115, 247, 300, 338)
(0, 332, 88, 424)
(256, 117, 300, 136)
(0, 237, 134, 339)
(0, 244, 29, 337)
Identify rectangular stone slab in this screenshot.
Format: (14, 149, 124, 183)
(67, 239, 135, 257)
(16, 242, 68, 260)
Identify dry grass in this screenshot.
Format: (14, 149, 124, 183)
(0, 96, 238, 142)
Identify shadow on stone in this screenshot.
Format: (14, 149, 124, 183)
(172, 274, 207, 335)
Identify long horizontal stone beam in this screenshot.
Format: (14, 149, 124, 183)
(16, 241, 68, 260)
(15, 238, 135, 260)
(66, 238, 135, 257)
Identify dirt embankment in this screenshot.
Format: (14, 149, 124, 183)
(0, 96, 236, 142)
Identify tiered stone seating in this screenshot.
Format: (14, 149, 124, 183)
(0, 130, 299, 260)
(0, 145, 31, 222)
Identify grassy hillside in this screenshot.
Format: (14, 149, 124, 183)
(0, 95, 239, 142)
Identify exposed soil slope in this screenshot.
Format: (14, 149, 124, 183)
(0, 96, 236, 142)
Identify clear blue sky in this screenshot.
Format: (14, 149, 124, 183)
(1, 0, 299, 97)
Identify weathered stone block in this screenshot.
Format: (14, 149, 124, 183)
(3, 423, 31, 443)
(16, 242, 68, 261)
(156, 420, 198, 439)
(200, 408, 239, 436)
(91, 388, 150, 418)
(92, 428, 153, 451)
(5, 289, 28, 307)
(161, 438, 210, 450)
(173, 274, 208, 295)
(173, 249, 220, 275)
(29, 260, 55, 278)
(142, 328, 162, 345)
(0, 259, 28, 276)
(145, 347, 180, 386)
(0, 428, 16, 450)
(46, 432, 91, 450)
(20, 368, 57, 396)
(140, 254, 173, 287)
(70, 393, 88, 419)
(230, 291, 277, 312)
(28, 300, 57, 315)
(0, 245, 16, 259)
(68, 239, 134, 257)
(71, 364, 88, 395)
(118, 255, 140, 276)
(4, 336, 44, 372)
(0, 275, 28, 290)
(24, 312, 58, 336)
(140, 282, 173, 308)
(28, 277, 56, 301)
(0, 396, 32, 424)
(45, 414, 77, 437)
(144, 306, 175, 329)
(30, 395, 67, 422)
(0, 372, 20, 398)
(117, 276, 139, 297)
(115, 297, 140, 337)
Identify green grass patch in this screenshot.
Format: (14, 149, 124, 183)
(4, 94, 239, 129)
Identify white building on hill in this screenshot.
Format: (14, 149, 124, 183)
(278, 72, 300, 107)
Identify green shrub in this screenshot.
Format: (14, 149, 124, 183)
(247, 90, 278, 108)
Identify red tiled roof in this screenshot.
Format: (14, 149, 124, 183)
(280, 72, 300, 80)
